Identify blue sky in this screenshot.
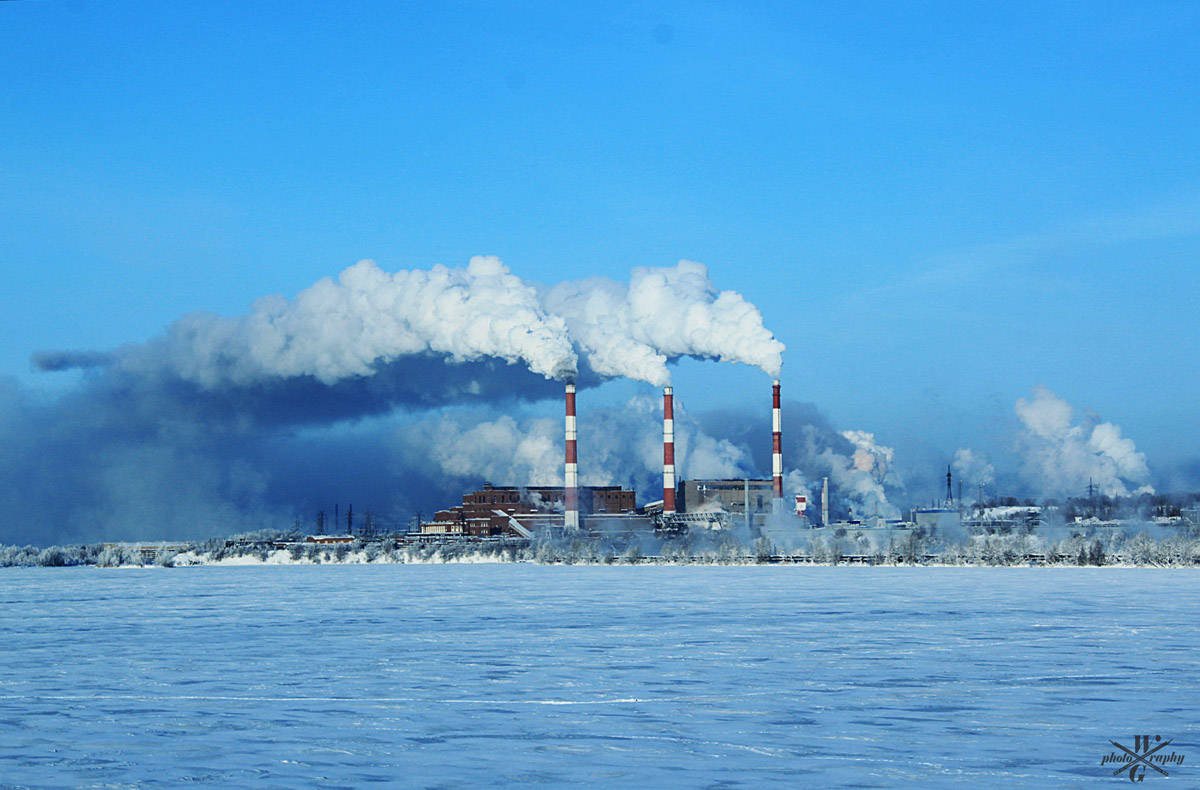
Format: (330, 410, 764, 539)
(2, 1, 1199, 531)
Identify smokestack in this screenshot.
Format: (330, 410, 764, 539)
(564, 382, 579, 530)
(822, 477, 829, 527)
(772, 379, 783, 502)
(663, 386, 676, 515)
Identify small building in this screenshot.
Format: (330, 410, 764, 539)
(912, 508, 962, 533)
(305, 534, 356, 544)
(416, 483, 637, 539)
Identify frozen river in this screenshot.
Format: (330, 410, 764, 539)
(1, 565, 1197, 788)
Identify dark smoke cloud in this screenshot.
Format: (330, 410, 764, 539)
(30, 350, 114, 372)
(0, 352, 578, 546)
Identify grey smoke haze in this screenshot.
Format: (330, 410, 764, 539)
(952, 448, 996, 499)
(29, 350, 113, 372)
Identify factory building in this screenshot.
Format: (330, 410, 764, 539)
(420, 377, 785, 540)
(678, 479, 775, 517)
(417, 483, 636, 540)
(648, 478, 775, 530)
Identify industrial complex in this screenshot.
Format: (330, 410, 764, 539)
(301, 379, 1197, 554)
(412, 378, 805, 541)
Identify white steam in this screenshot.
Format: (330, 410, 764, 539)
(398, 395, 755, 500)
(406, 415, 564, 487)
(123, 256, 578, 387)
(544, 260, 785, 386)
(827, 430, 902, 519)
(40, 256, 786, 403)
(1015, 386, 1154, 498)
(952, 448, 995, 489)
(777, 419, 904, 522)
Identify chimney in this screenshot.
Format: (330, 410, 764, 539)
(822, 477, 829, 527)
(663, 386, 676, 514)
(772, 379, 783, 502)
(564, 382, 579, 530)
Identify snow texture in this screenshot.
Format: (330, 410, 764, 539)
(1, 566, 1196, 788)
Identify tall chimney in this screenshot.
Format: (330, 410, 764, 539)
(564, 382, 579, 530)
(821, 477, 829, 527)
(663, 386, 676, 514)
(772, 379, 783, 503)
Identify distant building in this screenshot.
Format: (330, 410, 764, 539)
(670, 479, 775, 529)
(678, 479, 774, 516)
(305, 535, 356, 544)
(912, 508, 962, 533)
(417, 483, 637, 539)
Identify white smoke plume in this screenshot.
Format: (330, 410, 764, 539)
(952, 448, 995, 491)
(698, 402, 907, 522)
(405, 415, 564, 488)
(120, 256, 578, 386)
(841, 430, 896, 483)
(826, 430, 902, 519)
(543, 260, 785, 386)
(1015, 386, 1153, 498)
(397, 395, 756, 502)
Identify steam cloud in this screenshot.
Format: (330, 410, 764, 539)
(698, 403, 906, 522)
(6, 256, 787, 546)
(952, 448, 995, 494)
(544, 260, 785, 386)
(85, 256, 579, 387)
(399, 395, 756, 500)
(1014, 385, 1154, 498)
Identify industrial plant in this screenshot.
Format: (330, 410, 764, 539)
(399, 378, 792, 542)
(383, 378, 1199, 563)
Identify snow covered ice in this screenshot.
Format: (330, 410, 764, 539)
(1, 565, 1197, 788)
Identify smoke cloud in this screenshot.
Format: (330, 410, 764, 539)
(5, 256, 790, 546)
(698, 402, 905, 521)
(1014, 385, 1154, 498)
(29, 350, 113, 371)
(544, 260, 785, 386)
(952, 448, 996, 492)
(398, 395, 756, 501)
(43, 256, 579, 387)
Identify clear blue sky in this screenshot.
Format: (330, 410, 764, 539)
(3, 1, 1198, 492)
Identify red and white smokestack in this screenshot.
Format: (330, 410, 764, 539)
(564, 382, 579, 530)
(662, 386, 677, 514)
(772, 379, 783, 502)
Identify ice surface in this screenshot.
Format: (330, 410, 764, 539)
(0, 566, 1197, 788)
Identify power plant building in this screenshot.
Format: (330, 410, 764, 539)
(678, 479, 775, 522)
(418, 483, 636, 539)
